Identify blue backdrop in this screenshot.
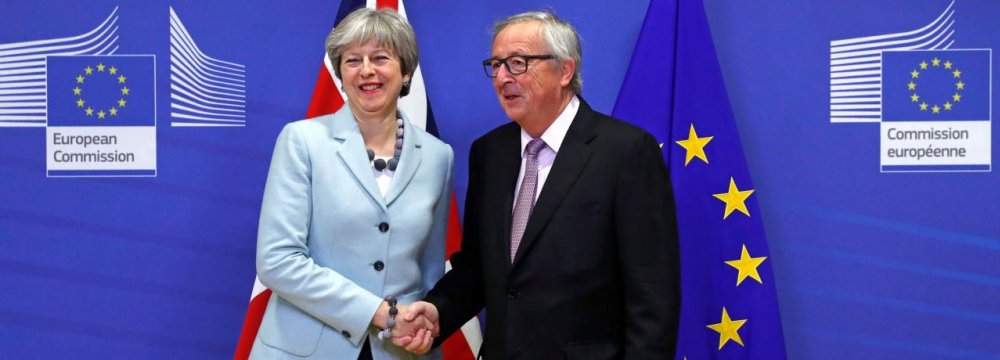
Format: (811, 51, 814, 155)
(0, 0, 997, 359)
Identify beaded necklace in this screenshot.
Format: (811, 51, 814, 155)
(366, 118, 403, 172)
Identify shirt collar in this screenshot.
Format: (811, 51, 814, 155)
(520, 95, 579, 155)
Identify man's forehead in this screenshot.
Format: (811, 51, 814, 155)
(496, 21, 542, 40)
(492, 22, 544, 55)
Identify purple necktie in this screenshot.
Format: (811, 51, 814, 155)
(510, 139, 546, 262)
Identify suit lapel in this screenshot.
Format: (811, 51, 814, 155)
(329, 108, 387, 212)
(496, 126, 523, 265)
(511, 101, 597, 266)
(479, 123, 523, 268)
(385, 114, 422, 206)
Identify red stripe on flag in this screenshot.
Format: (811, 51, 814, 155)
(445, 193, 463, 260)
(376, 0, 398, 10)
(233, 289, 272, 360)
(305, 63, 345, 118)
(442, 332, 476, 360)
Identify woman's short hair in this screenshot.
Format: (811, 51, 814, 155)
(325, 8, 419, 96)
(493, 11, 583, 94)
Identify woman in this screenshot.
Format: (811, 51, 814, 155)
(251, 8, 450, 360)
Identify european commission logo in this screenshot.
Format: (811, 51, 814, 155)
(46, 55, 157, 177)
(0, 6, 247, 177)
(880, 50, 991, 172)
(829, 0, 992, 172)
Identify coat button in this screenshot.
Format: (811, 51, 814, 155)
(506, 288, 519, 299)
(378, 222, 390, 232)
(341, 330, 351, 339)
(373, 261, 385, 271)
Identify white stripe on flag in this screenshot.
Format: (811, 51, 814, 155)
(251, 276, 267, 299)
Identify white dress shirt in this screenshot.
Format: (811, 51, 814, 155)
(513, 95, 580, 205)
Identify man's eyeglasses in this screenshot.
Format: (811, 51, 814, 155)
(482, 55, 554, 78)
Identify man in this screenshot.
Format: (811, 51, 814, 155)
(397, 11, 680, 359)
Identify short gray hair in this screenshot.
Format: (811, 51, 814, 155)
(325, 8, 419, 96)
(493, 11, 583, 94)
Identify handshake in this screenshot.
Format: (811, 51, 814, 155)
(375, 300, 441, 355)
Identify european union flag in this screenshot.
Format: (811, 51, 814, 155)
(613, 0, 787, 358)
(883, 50, 990, 122)
(46, 55, 155, 127)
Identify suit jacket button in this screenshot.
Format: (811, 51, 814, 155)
(506, 288, 518, 299)
(378, 222, 390, 232)
(373, 261, 385, 271)
(341, 330, 351, 339)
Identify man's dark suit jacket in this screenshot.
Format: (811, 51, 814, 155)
(426, 99, 680, 360)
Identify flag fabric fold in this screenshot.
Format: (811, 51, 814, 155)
(613, 0, 787, 358)
(234, 0, 480, 358)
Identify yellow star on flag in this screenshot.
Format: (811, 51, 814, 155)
(920, 102, 928, 111)
(76, 99, 85, 107)
(944, 61, 953, 69)
(97, 110, 106, 119)
(121, 86, 130, 96)
(713, 177, 755, 219)
(118, 99, 127, 107)
(910, 94, 919, 102)
(85, 107, 94, 116)
(725, 244, 767, 286)
(907, 82, 916, 91)
(932, 58, 941, 66)
(97, 63, 106, 72)
(109, 108, 118, 116)
(84, 66, 93, 75)
(109, 66, 118, 75)
(76, 75, 85, 84)
(707, 307, 747, 350)
(73, 87, 82, 96)
(953, 93, 961, 102)
(953, 69, 962, 78)
(944, 102, 952, 111)
(675, 124, 714, 166)
(932, 105, 940, 114)
(910, 70, 919, 78)
(956, 81, 965, 90)
(919, 61, 928, 70)
(118, 75, 127, 84)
